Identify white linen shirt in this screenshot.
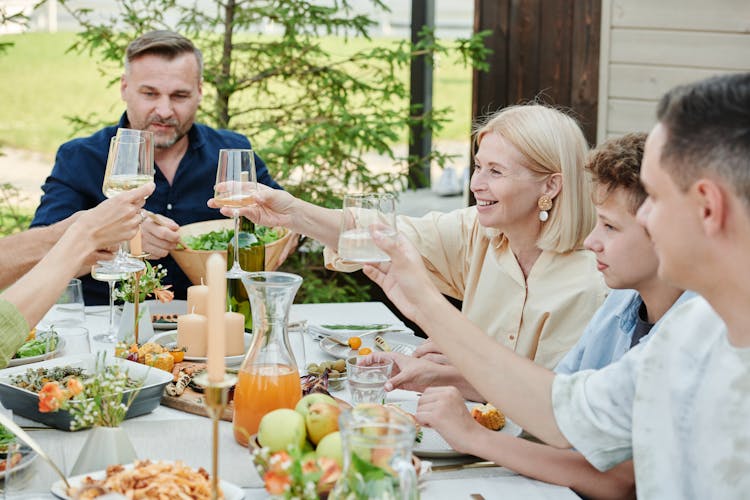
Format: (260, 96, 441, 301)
(552, 296, 750, 499)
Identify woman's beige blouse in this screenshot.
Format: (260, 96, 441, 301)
(325, 207, 607, 369)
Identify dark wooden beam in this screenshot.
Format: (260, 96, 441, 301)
(408, 0, 435, 188)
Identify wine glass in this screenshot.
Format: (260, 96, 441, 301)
(90, 264, 128, 343)
(99, 134, 154, 273)
(214, 149, 258, 277)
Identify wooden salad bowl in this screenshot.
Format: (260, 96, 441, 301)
(170, 219, 291, 285)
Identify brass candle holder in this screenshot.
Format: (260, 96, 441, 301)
(194, 372, 237, 500)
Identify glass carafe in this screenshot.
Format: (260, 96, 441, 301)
(330, 405, 419, 500)
(233, 271, 303, 446)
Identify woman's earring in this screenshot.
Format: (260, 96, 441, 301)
(538, 195, 553, 222)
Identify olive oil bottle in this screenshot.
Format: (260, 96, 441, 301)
(227, 216, 264, 330)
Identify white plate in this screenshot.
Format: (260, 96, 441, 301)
(392, 400, 522, 458)
(50, 461, 244, 500)
(7, 338, 65, 367)
(319, 331, 423, 359)
(150, 330, 251, 366)
(147, 299, 187, 330)
(0, 446, 37, 479)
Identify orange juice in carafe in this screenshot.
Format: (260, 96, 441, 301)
(234, 272, 304, 446)
(233, 364, 302, 446)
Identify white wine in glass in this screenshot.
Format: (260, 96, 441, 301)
(214, 149, 258, 277)
(99, 133, 155, 273)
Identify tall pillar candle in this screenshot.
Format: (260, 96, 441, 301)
(224, 311, 245, 356)
(206, 254, 226, 382)
(187, 282, 209, 316)
(177, 313, 208, 357)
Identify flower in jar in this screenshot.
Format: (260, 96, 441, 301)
(263, 469, 292, 496)
(317, 457, 341, 489)
(38, 381, 66, 412)
(66, 377, 84, 396)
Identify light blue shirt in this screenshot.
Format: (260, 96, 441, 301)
(554, 289, 695, 375)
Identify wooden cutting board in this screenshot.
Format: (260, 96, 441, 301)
(160, 362, 234, 421)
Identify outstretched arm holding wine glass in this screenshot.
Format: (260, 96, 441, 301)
(208, 186, 343, 249)
(0, 183, 154, 367)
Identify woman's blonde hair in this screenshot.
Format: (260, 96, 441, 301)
(474, 104, 595, 253)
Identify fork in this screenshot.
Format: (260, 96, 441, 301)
(375, 335, 415, 355)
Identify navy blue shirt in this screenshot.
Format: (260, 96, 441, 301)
(31, 114, 282, 305)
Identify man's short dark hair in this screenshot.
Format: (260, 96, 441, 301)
(586, 133, 647, 213)
(125, 30, 203, 79)
(656, 73, 750, 202)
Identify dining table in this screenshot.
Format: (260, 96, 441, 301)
(1, 300, 579, 499)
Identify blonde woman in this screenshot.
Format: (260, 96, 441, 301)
(211, 104, 606, 397)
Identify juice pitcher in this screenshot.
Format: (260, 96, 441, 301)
(330, 405, 419, 500)
(233, 272, 303, 446)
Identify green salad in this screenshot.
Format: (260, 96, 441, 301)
(184, 226, 281, 251)
(13, 331, 58, 359)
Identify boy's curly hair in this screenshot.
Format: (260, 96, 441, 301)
(586, 132, 647, 213)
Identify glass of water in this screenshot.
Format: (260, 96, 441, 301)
(39, 279, 85, 328)
(337, 193, 397, 263)
(346, 356, 393, 405)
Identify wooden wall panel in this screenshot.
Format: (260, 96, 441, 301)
(610, 29, 750, 70)
(608, 65, 743, 100)
(610, 0, 750, 32)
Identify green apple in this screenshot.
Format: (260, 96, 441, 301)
(257, 408, 307, 453)
(316, 431, 343, 467)
(306, 401, 341, 444)
(295, 393, 337, 419)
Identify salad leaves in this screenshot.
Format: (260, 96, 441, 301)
(184, 226, 281, 251)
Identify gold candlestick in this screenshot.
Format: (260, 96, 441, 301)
(194, 372, 237, 500)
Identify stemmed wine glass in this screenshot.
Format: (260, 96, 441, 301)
(90, 263, 127, 343)
(99, 133, 154, 273)
(214, 149, 258, 278)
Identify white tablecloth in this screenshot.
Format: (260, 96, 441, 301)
(3, 301, 578, 499)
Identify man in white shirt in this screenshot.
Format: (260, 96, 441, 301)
(362, 72, 750, 498)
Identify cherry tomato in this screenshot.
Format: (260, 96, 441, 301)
(358, 347, 372, 355)
(348, 336, 362, 349)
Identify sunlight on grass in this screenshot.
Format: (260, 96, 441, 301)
(0, 32, 473, 155)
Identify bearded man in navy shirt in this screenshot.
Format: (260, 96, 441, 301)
(31, 30, 283, 305)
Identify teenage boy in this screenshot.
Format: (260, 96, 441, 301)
(362, 73, 750, 498)
(387, 133, 691, 499)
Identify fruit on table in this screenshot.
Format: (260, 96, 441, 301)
(357, 347, 372, 355)
(347, 336, 362, 349)
(257, 408, 307, 453)
(315, 431, 343, 467)
(295, 393, 338, 419)
(306, 401, 341, 445)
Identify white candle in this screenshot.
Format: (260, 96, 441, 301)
(177, 313, 208, 357)
(187, 281, 209, 316)
(224, 311, 245, 356)
(206, 254, 226, 382)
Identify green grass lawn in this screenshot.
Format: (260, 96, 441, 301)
(0, 32, 473, 156)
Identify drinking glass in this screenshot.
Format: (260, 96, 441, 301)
(99, 134, 154, 273)
(338, 193, 397, 263)
(56, 326, 91, 356)
(38, 279, 85, 329)
(346, 356, 393, 405)
(213, 149, 258, 278)
(90, 264, 128, 343)
(2, 441, 36, 499)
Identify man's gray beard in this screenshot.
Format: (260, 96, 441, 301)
(155, 131, 186, 150)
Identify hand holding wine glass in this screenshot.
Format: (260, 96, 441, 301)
(99, 132, 155, 273)
(214, 149, 258, 277)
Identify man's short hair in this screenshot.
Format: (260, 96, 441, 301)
(125, 30, 203, 80)
(586, 133, 647, 213)
(656, 73, 750, 203)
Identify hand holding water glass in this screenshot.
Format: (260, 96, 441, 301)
(338, 193, 397, 263)
(347, 356, 393, 405)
